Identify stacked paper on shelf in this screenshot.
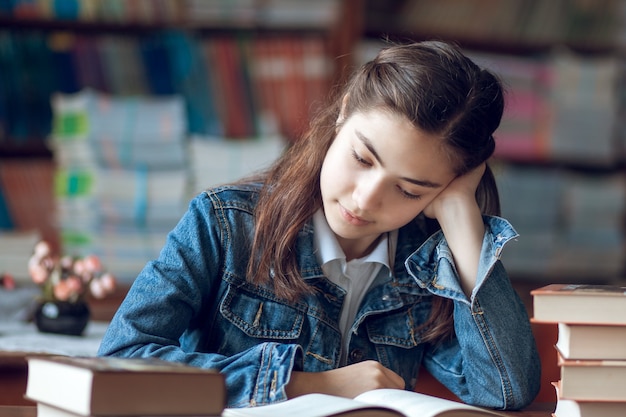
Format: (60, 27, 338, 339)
(49, 89, 190, 283)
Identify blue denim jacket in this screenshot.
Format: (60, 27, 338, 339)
(98, 183, 541, 410)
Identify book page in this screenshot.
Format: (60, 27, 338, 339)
(222, 393, 401, 417)
(354, 389, 505, 417)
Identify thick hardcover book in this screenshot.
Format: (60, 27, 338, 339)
(25, 355, 226, 416)
(531, 284, 626, 324)
(556, 322, 626, 360)
(557, 354, 626, 401)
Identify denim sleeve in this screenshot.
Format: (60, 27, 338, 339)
(405, 216, 541, 410)
(97, 193, 302, 407)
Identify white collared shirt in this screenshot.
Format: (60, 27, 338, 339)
(313, 210, 397, 364)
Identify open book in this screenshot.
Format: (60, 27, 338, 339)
(222, 389, 505, 417)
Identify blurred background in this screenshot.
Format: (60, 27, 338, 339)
(1, 0, 625, 288)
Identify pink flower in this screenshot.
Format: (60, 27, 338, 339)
(89, 279, 106, 299)
(72, 259, 84, 275)
(83, 255, 102, 273)
(33, 241, 51, 259)
(29, 240, 116, 303)
(53, 279, 73, 301)
(99, 273, 117, 293)
(90, 273, 117, 299)
(29, 259, 49, 285)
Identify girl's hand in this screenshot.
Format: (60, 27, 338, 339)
(286, 360, 405, 399)
(422, 163, 487, 296)
(422, 163, 486, 221)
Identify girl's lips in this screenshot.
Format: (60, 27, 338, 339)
(339, 205, 371, 226)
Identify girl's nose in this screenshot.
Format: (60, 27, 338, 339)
(353, 174, 384, 212)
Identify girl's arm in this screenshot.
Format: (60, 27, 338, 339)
(97, 193, 299, 408)
(407, 215, 540, 409)
(422, 164, 486, 296)
(419, 165, 541, 409)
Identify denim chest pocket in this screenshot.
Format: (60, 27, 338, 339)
(220, 284, 304, 339)
(365, 302, 432, 348)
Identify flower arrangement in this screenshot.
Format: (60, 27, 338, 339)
(28, 240, 117, 304)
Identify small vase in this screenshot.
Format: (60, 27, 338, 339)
(34, 300, 91, 336)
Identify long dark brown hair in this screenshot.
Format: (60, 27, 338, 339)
(245, 41, 504, 342)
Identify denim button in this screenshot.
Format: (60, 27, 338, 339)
(349, 349, 364, 362)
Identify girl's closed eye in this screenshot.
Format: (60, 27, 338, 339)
(352, 148, 422, 200)
(351, 149, 371, 166)
(398, 186, 422, 200)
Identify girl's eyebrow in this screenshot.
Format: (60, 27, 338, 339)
(355, 130, 442, 188)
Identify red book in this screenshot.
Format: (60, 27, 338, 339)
(207, 37, 255, 138)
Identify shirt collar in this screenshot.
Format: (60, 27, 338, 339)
(313, 209, 392, 269)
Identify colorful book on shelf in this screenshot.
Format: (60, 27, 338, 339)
(165, 30, 223, 137)
(556, 322, 626, 360)
(531, 284, 626, 325)
(25, 355, 226, 416)
(557, 353, 626, 402)
(222, 389, 506, 417)
(138, 34, 176, 95)
(98, 34, 149, 96)
(73, 35, 109, 93)
(280, 36, 305, 141)
(551, 381, 626, 417)
(48, 32, 81, 94)
(248, 37, 283, 137)
(205, 36, 257, 138)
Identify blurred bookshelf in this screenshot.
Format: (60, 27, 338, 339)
(3, 0, 625, 286)
(0, 0, 363, 283)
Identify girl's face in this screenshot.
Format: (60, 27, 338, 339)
(320, 109, 456, 260)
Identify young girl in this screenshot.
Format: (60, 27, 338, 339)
(98, 41, 541, 410)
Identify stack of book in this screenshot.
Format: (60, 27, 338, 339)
(25, 355, 226, 417)
(49, 89, 191, 283)
(532, 283, 626, 417)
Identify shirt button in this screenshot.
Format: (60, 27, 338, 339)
(349, 349, 364, 363)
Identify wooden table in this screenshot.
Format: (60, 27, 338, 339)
(0, 321, 109, 405)
(0, 404, 555, 417)
(0, 406, 35, 417)
(503, 403, 555, 416)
